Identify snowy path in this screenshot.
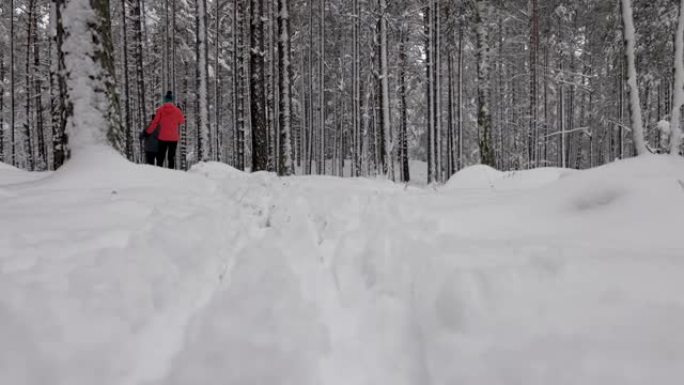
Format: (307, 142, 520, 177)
(2, 148, 684, 384)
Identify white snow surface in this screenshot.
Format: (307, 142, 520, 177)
(444, 165, 576, 191)
(2, 147, 684, 385)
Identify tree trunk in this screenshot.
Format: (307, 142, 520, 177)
(399, 18, 410, 182)
(25, 0, 36, 170)
(457, 19, 464, 171)
(10, 0, 16, 165)
(235, 0, 246, 170)
(318, 0, 326, 174)
(424, 2, 435, 183)
(51, 0, 69, 168)
(619, 0, 647, 155)
(132, 0, 147, 146)
(529, 0, 539, 168)
(196, 0, 209, 162)
(250, 0, 268, 171)
(121, 0, 133, 160)
(62, 0, 122, 150)
(32, 7, 46, 169)
(278, 0, 293, 176)
(670, 0, 684, 155)
(379, 0, 391, 178)
(475, 0, 495, 167)
(352, 0, 361, 177)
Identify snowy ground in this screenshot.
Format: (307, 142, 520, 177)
(2, 147, 684, 385)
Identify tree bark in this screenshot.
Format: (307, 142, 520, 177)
(278, 0, 293, 175)
(250, 0, 268, 171)
(475, 0, 496, 167)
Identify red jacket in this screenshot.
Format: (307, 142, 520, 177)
(146, 103, 185, 142)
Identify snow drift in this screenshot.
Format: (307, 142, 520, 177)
(2, 149, 684, 385)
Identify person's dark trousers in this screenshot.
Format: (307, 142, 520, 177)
(145, 152, 157, 165)
(157, 141, 178, 169)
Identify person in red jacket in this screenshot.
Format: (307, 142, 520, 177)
(144, 91, 185, 169)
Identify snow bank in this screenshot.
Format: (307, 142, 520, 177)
(444, 164, 575, 191)
(0, 162, 51, 190)
(189, 161, 247, 181)
(2, 151, 684, 385)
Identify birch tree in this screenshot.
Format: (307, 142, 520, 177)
(474, 0, 496, 167)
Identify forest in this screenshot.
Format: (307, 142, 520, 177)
(4, 1, 684, 383)
(1, 0, 683, 182)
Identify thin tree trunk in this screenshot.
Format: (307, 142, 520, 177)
(434, 0, 441, 181)
(379, 0, 391, 178)
(457, 19, 463, 171)
(352, 0, 361, 177)
(214, 0, 221, 162)
(33, 9, 46, 169)
(235, 0, 246, 170)
(181, 60, 189, 170)
(424, 1, 435, 183)
(318, 0, 326, 174)
(132, 0, 147, 144)
(10, 0, 16, 166)
(399, 19, 410, 182)
(121, 0, 133, 160)
(558, 16, 566, 167)
(25, 0, 36, 170)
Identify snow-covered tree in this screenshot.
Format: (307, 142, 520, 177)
(61, 0, 123, 151)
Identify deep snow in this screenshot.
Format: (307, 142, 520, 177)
(2, 147, 684, 385)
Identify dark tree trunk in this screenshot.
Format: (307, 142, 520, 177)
(250, 0, 268, 171)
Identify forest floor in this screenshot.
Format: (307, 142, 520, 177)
(2, 147, 684, 385)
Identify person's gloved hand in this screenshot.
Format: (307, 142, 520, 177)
(139, 131, 147, 140)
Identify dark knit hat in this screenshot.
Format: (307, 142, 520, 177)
(164, 91, 174, 103)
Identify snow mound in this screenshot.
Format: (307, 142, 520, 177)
(189, 161, 247, 181)
(0, 163, 52, 189)
(444, 164, 574, 191)
(444, 164, 502, 189)
(0, 162, 20, 171)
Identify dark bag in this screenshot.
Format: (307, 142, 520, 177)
(142, 126, 161, 153)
